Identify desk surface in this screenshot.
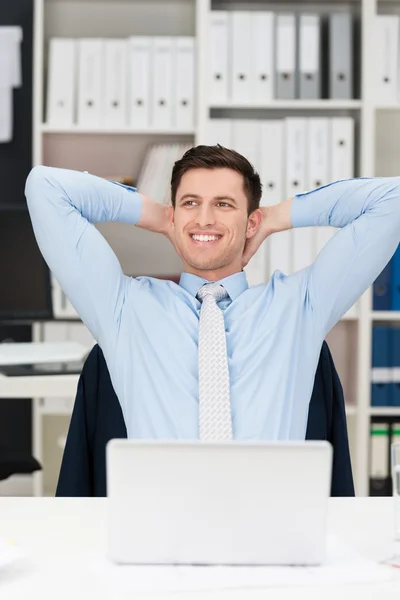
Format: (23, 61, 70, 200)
(0, 497, 400, 599)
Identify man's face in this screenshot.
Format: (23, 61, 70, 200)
(171, 168, 258, 279)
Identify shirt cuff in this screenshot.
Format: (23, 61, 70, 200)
(290, 191, 316, 228)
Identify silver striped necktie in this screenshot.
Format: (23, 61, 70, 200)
(196, 283, 233, 441)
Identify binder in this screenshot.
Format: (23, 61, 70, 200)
(205, 118, 232, 147)
(373, 261, 392, 311)
(128, 36, 151, 129)
(209, 11, 229, 105)
(0, 88, 12, 143)
(391, 244, 400, 310)
(330, 117, 354, 180)
(374, 16, 400, 106)
(259, 120, 284, 208)
(151, 37, 174, 130)
(392, 326, 400, 406)
(275, 14, 296, 100)
(369, 424, 391, 496)
(307, 118, 330, 257)
(231, 11, 252, 104)
(174, 37, 195, 131)
(259, 120, 285, 277)
(0, 26, 23, 89)
(298, 14, 321, 100)
(77, 39, 104, 128)
(46, 39, 77, 127)
(252, 12, 274, 104)
(231, 119, 260, 171)
(285, 118, 312, 272)
(329, 13, 353, 99)
(102, 39, 128, 128)
(371, 326, 392, 407)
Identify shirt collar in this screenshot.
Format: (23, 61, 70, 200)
(179, 271, 248, 301)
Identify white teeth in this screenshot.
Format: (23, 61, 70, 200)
(191, 234, 219, 242)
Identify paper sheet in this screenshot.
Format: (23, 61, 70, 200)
(84, 536, 394, 594)
(0, 540, 25, 570)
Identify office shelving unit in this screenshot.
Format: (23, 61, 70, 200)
(24, 0, 399, 497)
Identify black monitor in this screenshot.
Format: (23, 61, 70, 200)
(0, 210, 53, 320)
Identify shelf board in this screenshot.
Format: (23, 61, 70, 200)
(375, 105, 400, 111)
(210, 100, 362, 110)
(371, 311, 400, 321)
(41, 124, 195, 136)
(345, 405, 357, 416)
(370, 407, 400, 417)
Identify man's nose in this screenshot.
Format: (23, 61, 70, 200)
(196, 205, 216, 228)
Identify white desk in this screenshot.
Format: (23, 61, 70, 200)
(0, 497, 400, 599)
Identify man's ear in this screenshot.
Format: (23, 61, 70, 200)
(169, 205, 175, 226)
(246, 209, 263, 239)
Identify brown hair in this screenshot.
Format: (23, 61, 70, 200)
(170, 145, 262, 215)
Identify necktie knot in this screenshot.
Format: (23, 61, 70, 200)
(197, 284, 229, 303)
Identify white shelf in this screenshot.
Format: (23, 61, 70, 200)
(371, 311, 400, 321)
(41, 124, 195, 136)
(375, 105, 400, 111)
(369, 407, 400, 417)
(210, 100, 362, 110)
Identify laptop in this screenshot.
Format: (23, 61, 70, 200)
(106, 439, 332, 566)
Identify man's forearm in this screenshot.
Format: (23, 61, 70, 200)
(265, 177, 400, 235)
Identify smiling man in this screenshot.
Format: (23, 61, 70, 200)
(25, 145, 400, 441)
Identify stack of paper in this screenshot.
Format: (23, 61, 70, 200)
(0, 27, 23, 143)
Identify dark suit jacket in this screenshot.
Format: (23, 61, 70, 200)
(56, 341, 355, 497)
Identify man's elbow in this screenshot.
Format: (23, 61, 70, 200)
(25, 165, 53, 205)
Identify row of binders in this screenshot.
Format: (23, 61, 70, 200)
(0, 26, 23, 143)
(204, 117, 354, 283)
(372, 326, 400, 407)
(373, 245, 400, 311)
(374, 15, 400, 106)
(209, 11, 354, 105)
(370, 424, 400, 492)
(46, 36, 195, 131)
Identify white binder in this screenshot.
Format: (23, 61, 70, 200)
(205, 118, 232, 147)
(307, 118, 331, 257)
(298, 14, 321, 99)
(128, 36, 151, 129)
(0, 26, 23, 89)
(330, 117, 354, 180)
(374, 15, 400, 106)
(209, 11, 229, 105)
(46, 38, 77, 127)
(77, 39, 104, 128)
(102, 39, 128, 128)
(275, 14, 296, 100)
(259, 120, 284, 207)
(259, 120, 286, 277)
(231, 11, 252, 104)
(151, 37, 174, 130)
(174, 37, 195, 131)
(252, 12, 274, 104)
(285, 118, 311, 273)
(0, 89, 12, 143)
(231, 119, 260, 171)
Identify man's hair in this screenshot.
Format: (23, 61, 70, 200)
(170, 144, 262, 215)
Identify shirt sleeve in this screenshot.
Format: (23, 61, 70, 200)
(291, 177, 400, 336)
(25, 165, 143, 350)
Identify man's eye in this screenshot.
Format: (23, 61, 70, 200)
(218, 202, 231, 207)
(184, 201, 196, 206)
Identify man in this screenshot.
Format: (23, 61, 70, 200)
(25, 145, 400, 441)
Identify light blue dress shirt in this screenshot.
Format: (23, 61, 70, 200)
(25, 167, 400, 440)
